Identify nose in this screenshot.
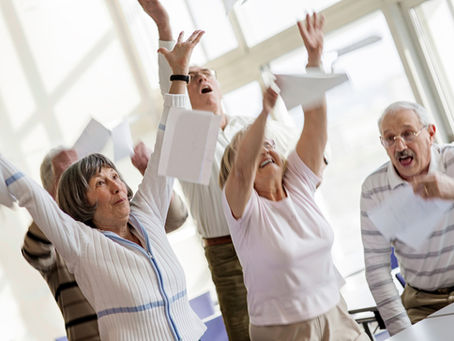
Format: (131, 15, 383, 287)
(394, 136, 407, 151)
(108, 179, 121, 193)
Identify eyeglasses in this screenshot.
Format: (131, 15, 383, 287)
(263, 139, 276, 150)
(380, 126, 427, 148)
(188, 68, 216, 83)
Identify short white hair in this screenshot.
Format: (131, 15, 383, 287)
(40, 146, 65, 192)
(378, 101, 433, 133)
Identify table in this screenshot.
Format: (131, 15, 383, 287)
(386, 302, 454, 340)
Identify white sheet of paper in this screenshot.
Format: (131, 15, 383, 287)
(275, 72, 349, 110)
(73, 118, 110, 158)
(368, 185, 453, 249)
(158, 108, 221, 185)
(111, 119, 134, 162)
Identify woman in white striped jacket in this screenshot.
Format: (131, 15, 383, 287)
(0, 30, 206, 341)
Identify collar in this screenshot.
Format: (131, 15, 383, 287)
(387, 145, 444, 189)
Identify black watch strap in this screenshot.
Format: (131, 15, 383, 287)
(170, 74, 190, 84)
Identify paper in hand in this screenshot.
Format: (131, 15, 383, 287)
(275, 72, 349, 110)
(73, 118, 134, 161)
(112, 119, 134, 162)
(368, 185, 453, 249)
(73, 119, 110, 159)
(158, 108, 221, 185)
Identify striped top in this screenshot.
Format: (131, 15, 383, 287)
(1, 94, 205, 341)
(361, 144, 454, 335)
(22, 222, 99, 340)
(21, 194, 188, 340)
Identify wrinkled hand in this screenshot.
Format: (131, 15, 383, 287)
(137, 0, 172, 40)
(50, 149, 78, 198)
(131, 142, 152, 176)
(158, 30, 205, 75)
(262, 87, 278, 114)
(297, 12, 325, 67)
(411, 172, 454, 200)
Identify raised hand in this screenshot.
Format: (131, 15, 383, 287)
(297, 12, 325, 67)
(262, 87, 278, 115)
(137, 0, 172, 40)
(158, 30, 205, 75)
(131, 142, 152, 176)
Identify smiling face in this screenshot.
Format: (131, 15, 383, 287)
(187, 66, 223, 115)
(86, 166, 130, 230)
(380, 108, 435, 181)
(253, 138, 286, 190)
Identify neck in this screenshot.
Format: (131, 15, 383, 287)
(255, 180, 286, 201)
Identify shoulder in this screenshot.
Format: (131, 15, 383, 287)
(361, 162, 390, 196)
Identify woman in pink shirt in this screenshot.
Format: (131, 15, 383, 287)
(219, 13, 368, 341)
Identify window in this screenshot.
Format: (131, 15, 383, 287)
(409, 0, 454, 127)
(235, 0, 340, 46)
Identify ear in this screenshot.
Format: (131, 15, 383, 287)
(427, 124, 436, 142)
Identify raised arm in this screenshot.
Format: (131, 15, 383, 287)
(224, 88, 278, 219)
(133, 30, 204, 220)
(137, 0, 174, 94)
(296, 13, 327, 177)
(137, 0, 172, 40)
(131, 141, 188, 232)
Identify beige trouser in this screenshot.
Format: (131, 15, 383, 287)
(401, 284, 454, 324)
(249, 297, 369, 341)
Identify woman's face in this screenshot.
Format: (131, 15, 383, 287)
(254, 138, 285, 188)
(86, 166, 130, 229)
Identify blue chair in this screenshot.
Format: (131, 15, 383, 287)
(201, 314, 228, 341)
(390, 247, 406, 287)
(189, 291, 215, 319)
(55, 337, 67, 341)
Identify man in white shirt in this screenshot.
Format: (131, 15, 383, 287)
(137, 1, 296, 339)
(361, 101, 454, 336)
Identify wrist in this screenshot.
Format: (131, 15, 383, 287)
(170, 74, 189, 84)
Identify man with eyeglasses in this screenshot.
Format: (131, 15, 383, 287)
(361, 101, 454, 336)
(137, 1, 299, 340)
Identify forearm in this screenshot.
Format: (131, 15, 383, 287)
(296, 99, 327, 176)
(235, 110, 268, 177)
(159, 40, 175, 95)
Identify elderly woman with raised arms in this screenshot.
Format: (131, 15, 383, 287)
(0, 30, 206, 341)
(219, 13, 369, 341)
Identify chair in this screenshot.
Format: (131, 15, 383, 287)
(55, 337, 67, 341)
(390, 247, 406, 287)
(189, 291, 215, 319)
(201, 314, 228, 341)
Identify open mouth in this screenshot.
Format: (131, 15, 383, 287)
(398, 155, 413, 167)
(259, 159, 274, 168)
(201, 86, 212, 94)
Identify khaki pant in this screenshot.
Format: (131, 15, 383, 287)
(205, 242, 250, 341)
(401, 284, 454, 324)
(249, 297, 369, 341)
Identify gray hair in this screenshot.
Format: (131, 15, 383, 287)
(378, 101, 433, 133)
(57, 153, 133, 228)
(40, 146, 65, 192)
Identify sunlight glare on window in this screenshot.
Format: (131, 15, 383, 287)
(235, 0, 340, 47)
